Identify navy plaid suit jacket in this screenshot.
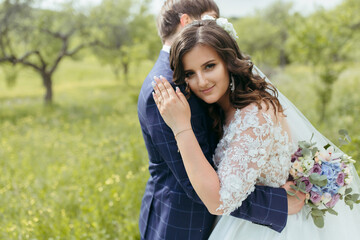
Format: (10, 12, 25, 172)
(137, 50, 288, 240)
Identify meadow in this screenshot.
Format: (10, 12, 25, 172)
(0, 57, 359, 239)
(0, 57, 151, 239)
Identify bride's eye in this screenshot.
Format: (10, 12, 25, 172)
(185, 71, 194, 79)
(205, 63, 215, 70)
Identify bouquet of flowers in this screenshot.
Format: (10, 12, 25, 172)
(288, 130, 360, 228)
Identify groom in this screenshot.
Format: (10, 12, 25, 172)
(137, 0, 304, 239)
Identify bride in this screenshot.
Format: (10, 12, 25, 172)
(152, 19, 360, 239)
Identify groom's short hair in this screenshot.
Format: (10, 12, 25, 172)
(157, 0, 219, 43)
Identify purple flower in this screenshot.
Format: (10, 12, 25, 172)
(325, 194, 340, 208)
(291, 154, 298, 163)
(336, 172, 345, 187)
(310, 191, 322, 204)
(301, 177, 313, 192)
(294, 148, 302, 157)
(310, 164, 322, 174)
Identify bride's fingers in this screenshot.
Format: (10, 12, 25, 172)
(153, 78, 162, 100)
(175, 87, 187, 105)
(160, 76, 178, 99)
(152, 91, 160, 106)
(155, 76, 169, 99)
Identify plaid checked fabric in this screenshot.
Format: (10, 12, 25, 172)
(137, 51, 288, 240)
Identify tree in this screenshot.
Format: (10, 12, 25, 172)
(286, 0, 359, 122)
(232, 1, 293, 68)
(0, 0, 94, 103)
(90, 0, 160, 83)
(261, 1, 293, 68)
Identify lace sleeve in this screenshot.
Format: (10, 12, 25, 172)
(216, 105, 276, 215)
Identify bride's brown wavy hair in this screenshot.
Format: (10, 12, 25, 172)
(170, 20, 283, 138)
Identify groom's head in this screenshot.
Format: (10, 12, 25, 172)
(157, 0, 219, 44)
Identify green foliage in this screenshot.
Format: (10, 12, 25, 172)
(285, 0, 360, 121)
(233, 1, 293, 67)
(0, 63, 19, 88)
(90, 0, 160, 81)
(0, 57, 152, 239)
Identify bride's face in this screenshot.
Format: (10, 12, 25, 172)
(182, 44, 230, 105)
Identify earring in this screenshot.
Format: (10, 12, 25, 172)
(230, 75, 235, 92)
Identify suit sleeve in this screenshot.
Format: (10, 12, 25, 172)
(145, 93, 205, 204)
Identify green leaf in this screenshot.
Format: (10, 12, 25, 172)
(338, 129, 348, 136)
(345, 188, 353, 195)
(309, 173, 328, 187)
(299, 181, 306, 189)
(324, 143, 331, 150)
(351, 194, 360, 201)
(307, 202, 318, 209)
(311, 209, 324, 217)
(312, 216, 325, 228)
(311, 148, 318, 156)
(290, 185, 299, 191)
(299, 188, 307, 194)
(345, 200, 354, 207)
(302, 148, 311, 156)
(327, 208, 338, 215)
(287, 191, 296, 196)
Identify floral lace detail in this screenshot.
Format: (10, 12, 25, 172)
(213, 103, 293, 215)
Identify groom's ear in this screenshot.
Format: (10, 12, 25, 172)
(179, 13, 192, 27)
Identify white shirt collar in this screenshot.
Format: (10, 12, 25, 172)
(162, 45, 171, 53)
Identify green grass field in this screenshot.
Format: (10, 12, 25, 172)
(0, 57, 151, 239)
(0, 57, 359, 239)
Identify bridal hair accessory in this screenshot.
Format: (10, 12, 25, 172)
(202, 15, 238, 40)
(230, 74, 235, 92)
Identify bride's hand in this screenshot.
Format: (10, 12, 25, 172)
(153, 76, 192, 136)
(282, 181, 306, 215)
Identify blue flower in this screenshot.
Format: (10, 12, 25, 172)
(321, 162, 338, 180)
(311, 185, 322, 194)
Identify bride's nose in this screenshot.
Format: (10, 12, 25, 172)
(197, 73, 209, 88)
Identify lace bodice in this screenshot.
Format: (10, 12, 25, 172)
(213, 103, 294, 215)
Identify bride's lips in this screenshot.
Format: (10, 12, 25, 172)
(201, 85, 215, 94)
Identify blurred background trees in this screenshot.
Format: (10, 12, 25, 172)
(0, 0, 159, 103)
(0, 0, 95, 103)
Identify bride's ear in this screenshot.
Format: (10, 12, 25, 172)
(180, 14, 192, 27)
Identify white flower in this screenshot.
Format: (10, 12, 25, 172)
(216, 18, 238, 39)
(202, 15, 215, 21)
(303, 159, 314, 171)
(345, 176, 353, 185)
(201, 15, 239, 40)
(322, 192, 332, 204)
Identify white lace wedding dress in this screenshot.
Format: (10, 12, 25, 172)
(208, 103, 360, 240)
